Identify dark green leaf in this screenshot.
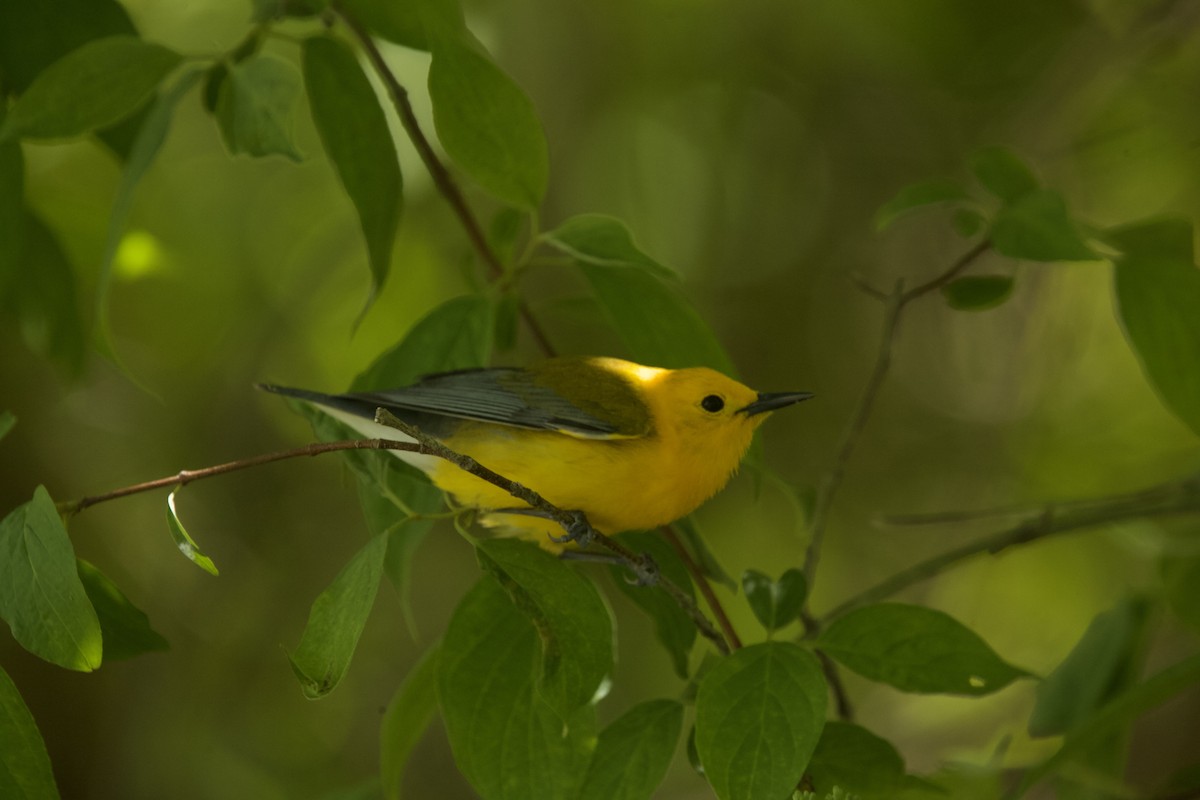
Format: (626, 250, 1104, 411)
(202, 63, 227, 115)
(77, 560, 169, 661)
(580, 263, 734, 373)
(1029, 597, 1150, 738)
(165, 491, 219, 576)
(427, 34, 548, 209)
(673, 517, 736, 590)
(302, 35, 402, 298)
(807, 721, 910, 799)
(0, 0, 136, 92)
(1107, 216, 1194, 262)
(1163, 553, 1200, 633)
(611, 531, 696, 678)
(952, 208, 986, 238)
(380, 644, 440, 800)
(289, 533, 388, 699)
(476, 538, 613, 718)
(818, 603, 1030, 695)
(0, 120, 22, 295)
(0, 412, 13, 442)
(695, 641, 827, 800)
(492, 291, 520, 353)
(0, 37, 181, 142)
(1112, 220, 1200, 437)
(970, 145, 1038, 202)
(0, 664, 60, 799)
(353, 294, 493, 390)
(874, 179, 969, 231)
(941, 275, 1014, 311)
(990, 189, 1097, 262)
(542, 214, 676, 280)
(439, 576, 594, 800)
(742, 568, 807, 633)
(216, 53, 302, 161)
(578, 699, 683, 800)
(0, 486, 102, 671)
(340, 0, 429, 50)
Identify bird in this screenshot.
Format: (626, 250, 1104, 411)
(260, 356, 811, 544)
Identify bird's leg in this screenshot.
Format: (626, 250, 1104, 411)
(493, 506, 597, 548)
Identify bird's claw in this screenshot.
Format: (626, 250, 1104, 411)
(624, 553, 659, 587)
(550, 510, 596, 547)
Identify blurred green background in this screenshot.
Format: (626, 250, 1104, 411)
(3, 0, 1200, 797)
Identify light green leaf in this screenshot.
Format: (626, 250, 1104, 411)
(439, 577, 594, 800)
(818, 603, 1030, 695)
(427, 33, 548, 209)
(77, 559, 169, 661)
(0, 412, 13, 442)
(695, 641, 827, 800)
(542, 214, 676, 280)
(0, 36, 181, 142)
(288, 533, 388, 699)
(742, 568, 807, 633)
(0, 486, 102, 671)
(302, 35, 402, 298)
(970, 145, 1038, 203)
(1112, 218, 1200, 438)
(216, 53, 303, 161)
(807, 721, 910, 799)
(610, 531, 696, 679)
(0, 664, 60, 799)
(165, 491, 219, 576)
(874, 179, 969, 231)
(476, 538, 613, 718)
(578, 699, 683, 800)
(381, 644, 440, 800)
(990, 189, 1097, 262)
(941, 275, 1015, 311)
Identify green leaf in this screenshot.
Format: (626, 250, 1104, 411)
(1028, 597, 1150, 737)
(492, 291, 520, 353)
(1014, 653, 1200, 798)
(302, 35, 402, 298)
(990, 189, 1097, 262)
(1112, 219, 1200, 438)
(381, 644, 440, 800)
(476, 538, 613, 718)
(288, 533, 388, 699)
(0, 486, 102, 671)
(610, 531, 696, 678)
(0, 36, 181, 142)
(874, 179, 969, 232)
(216, 53, 303, 161)
(0, 122, 23, 296)
(952, 208, 986, 238)
(807, 721, 910, 799)
(542, 214, 676, 280)
(439, 576, 594, 800)
(340, 0, 428, 50)
(578, 699, 683, 800)
(579, 263, 734, 373)
(0, 0, 137, 92)
(1107, 216, 1194, 262)
(940, 275, 1015, 311)
(742, 568, 807, 633)
(0, 664, 60, 799)
(165, 490, 219, 576)
(352, 294, 493, 390)
(427, 33, 548, 209)
(488, 207, 526, 269)
(695, 642, 827, 800)
(970, 145, 1038, 203)
(0, 412, 13, 442)
(77, 560, 169, 661)
(673, 516, 736, 590)
(818, 603, 1030, 695)
(1162, 553, 1200, 633)
(7, 211, 86, 375)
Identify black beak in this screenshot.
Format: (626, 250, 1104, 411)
(738, 391, 814, 417)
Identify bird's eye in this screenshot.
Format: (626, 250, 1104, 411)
(700, 394, 725, 413)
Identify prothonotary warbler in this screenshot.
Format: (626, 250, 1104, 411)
(261, 356, 811, 543)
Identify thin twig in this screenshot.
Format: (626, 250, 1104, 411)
(660, 525, 742, 650)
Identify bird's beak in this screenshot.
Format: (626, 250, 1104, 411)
(738, 391, 814, 417)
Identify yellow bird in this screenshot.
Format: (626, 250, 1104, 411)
(261, 356, 810, 542)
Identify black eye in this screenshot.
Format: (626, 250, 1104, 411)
(701, 394, 725, 413)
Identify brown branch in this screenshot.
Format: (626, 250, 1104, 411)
(660, 525, 742, 650)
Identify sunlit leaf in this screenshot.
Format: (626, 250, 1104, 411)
(970, 145, 1038, 203)
(302, 35, 402, 298)
(807, 721, 911, 799)
(578, 699, 683, 800)
(0, 663, 60, 799)
(874, 179, 969, 231)
(476, 538, 612, 718)
(165, 490, 219, 576)
(818, 603, 1030, 695)
(941, 275, 1014, 311)
(742, 568, 807, 633)
(77, 559, 169, 661)
(695, 642, 827, 800)
(288, 533, 388, 699)
(216, 53, 303, 161)
(380, 644, 440, 800)
(611, 531, 696, 678)
(0, 486, 102, 671)
(0, 36, 181, 142)
(542, 214, 676, 280)
(990, 189, 1097, 262)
